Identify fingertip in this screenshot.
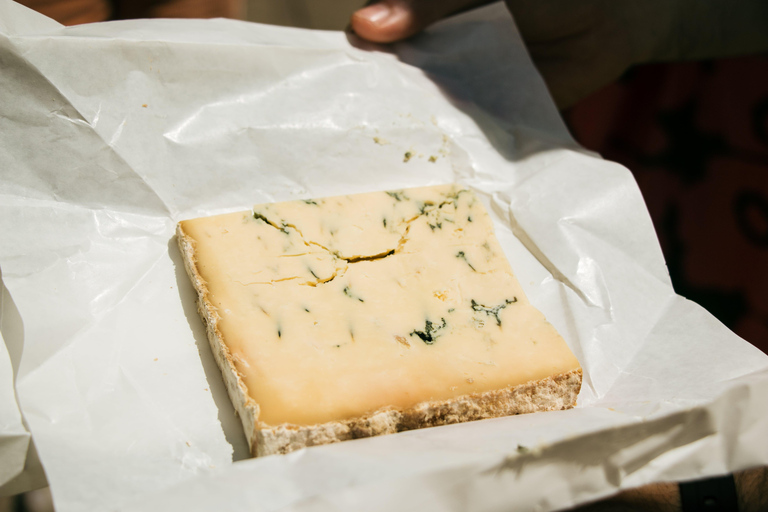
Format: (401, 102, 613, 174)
(350, 3, 417, 43)
(356, 3, 394, 26)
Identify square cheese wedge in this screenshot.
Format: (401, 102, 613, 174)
(177, 184, 581, 456)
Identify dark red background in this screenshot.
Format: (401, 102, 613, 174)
(566, 57, 768, 355)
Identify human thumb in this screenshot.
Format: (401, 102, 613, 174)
(351, 0, 490, 43)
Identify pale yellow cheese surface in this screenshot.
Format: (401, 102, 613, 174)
(181, 184, 580, 427)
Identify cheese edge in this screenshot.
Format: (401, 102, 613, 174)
(254, 368, 581, 457)
(177, 222, 261, 452)
(177, 219, 581, 458)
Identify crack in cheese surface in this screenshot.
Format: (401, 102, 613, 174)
(180, 184, 580, 427)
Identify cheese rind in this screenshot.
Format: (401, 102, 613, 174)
(178, 184, 581, 456)
(252, 368, 581, 456)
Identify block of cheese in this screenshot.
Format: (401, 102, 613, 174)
(177, 184, 581, 457)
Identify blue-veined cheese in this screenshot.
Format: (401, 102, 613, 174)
(179, 184, 580, 429)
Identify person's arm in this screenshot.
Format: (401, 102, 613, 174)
(566, 467, 768, 512)
(350, 0, 768, 108)
(670, 0, 768, 61)
(736, 466, 768, 512)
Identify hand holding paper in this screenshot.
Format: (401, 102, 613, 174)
(352, 0, 768, 108)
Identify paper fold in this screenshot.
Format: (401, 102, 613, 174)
(0, 331, 30, 489)
(0, 1, 766, 511)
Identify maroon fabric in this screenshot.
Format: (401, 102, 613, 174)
(112, 0, 243, 21)
(17, 0, 111, 25)
(18, 0, 243, 25)
(566, 57, 768, 354)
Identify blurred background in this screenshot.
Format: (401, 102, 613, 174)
(3, 0, 767, 510)
(246, 0, 360, 29)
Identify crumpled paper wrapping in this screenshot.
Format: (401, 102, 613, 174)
(0, 273, 47, 496)
(0, 0, 766, 511)
(0, 328, 30, 488)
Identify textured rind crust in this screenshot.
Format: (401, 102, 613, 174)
(255, 368, 581, 457)
(177, 222, 582, 458)
(177, 222, 260, 451)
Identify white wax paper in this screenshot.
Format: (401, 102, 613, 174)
(0, 329, 30, 488)
(0, 273, 47, 497)
(1, 1, 767, 511)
